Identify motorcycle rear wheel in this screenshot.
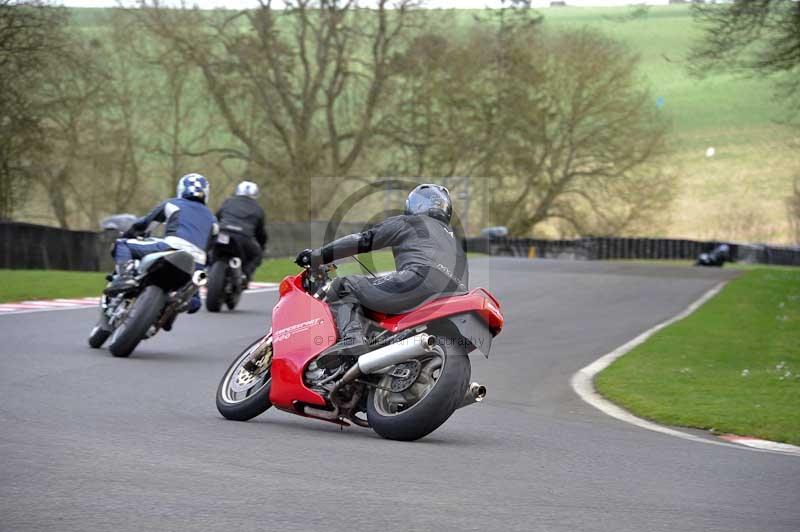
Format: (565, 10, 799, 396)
(225, 277, 242, 310)
(205, 261, 227, 312)
(216, 335, 273, 421)
(366, 342, 471, 441)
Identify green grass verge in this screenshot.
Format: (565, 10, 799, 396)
(0, 251, 485, 303)
(0, 269, 108, 303)
(609, 260, 799, 272)
(596, 268, 800, 445)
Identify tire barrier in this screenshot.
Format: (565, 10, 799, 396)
(1, 220, 370, 271)
(0, 221, 104, 271)
(464, 237, 800, 267)
(3, 220, 798, 271)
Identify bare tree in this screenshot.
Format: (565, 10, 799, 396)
(382, 2, 542, 180)
(690, 0, 800, 115)
(378, 29, 499, 177)
(136, 0, 420, 220)
(489, 28, 671, 236)
(114, 9, 220, 195)
(0, 0, 67, 219)
(28, 10, 156, 229)
(383, 14, 670, 236)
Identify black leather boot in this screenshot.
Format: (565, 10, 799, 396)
(104, 261, 137, 295)
(316, 302, 370, 369)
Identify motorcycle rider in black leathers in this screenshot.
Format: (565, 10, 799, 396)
(216, 181, 268, 284)
(295, 184, 468, 367)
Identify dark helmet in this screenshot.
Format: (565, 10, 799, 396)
(405, 184, 452, 224)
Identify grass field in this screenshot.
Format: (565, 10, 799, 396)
(596, 268, 800, 445)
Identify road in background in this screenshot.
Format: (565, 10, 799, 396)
(1, 259, 797, 532)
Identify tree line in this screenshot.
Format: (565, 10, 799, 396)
(2, 0, 674, 237)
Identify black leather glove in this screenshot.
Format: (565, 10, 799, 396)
(295, 249, 314, 268)
(122, 228, 138, 239)
(295, 248, 323, 269)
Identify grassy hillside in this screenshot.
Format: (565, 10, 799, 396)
(539, 5, 798, 244)
(57, 5, 798, 244)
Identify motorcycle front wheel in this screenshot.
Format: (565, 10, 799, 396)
(216, 335, 273, 421)
(88, 303, 112, 348)
(366, 341, 471, 441)
(88, 324, 111, 348)
(108, 285, 166, 358)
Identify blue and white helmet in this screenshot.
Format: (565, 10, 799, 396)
(235, 180, 259, 199)
(177, 173, 210, 204)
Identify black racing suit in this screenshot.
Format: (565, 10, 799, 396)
(215, 195, 268, 279)
(322, 214, 469, 315)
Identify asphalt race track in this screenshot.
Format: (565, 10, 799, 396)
(1, 259, 798, 532)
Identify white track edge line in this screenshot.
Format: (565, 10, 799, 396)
(570, 281, 800, 457)
(0, 284, 279, 316)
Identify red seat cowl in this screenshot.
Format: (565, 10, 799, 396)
(368, 288, 503, 334)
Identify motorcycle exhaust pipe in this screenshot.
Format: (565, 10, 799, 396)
(192, 270, 208, 287)
(458, 382, 487, 409)
(335, 333, 438, 387)
(358, 333, 437, 375)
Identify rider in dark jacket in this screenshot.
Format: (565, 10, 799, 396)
(105, 173, 217, 313)
(296, 184, 467, 366)
(216, 181, 268, 282)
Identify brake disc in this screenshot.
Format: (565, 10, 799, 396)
(231, 343, 273, 394)
(387, 360, 422, 392)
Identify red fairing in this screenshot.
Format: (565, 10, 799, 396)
(268, 274, 336, 410)
(369, 288, 504, 334)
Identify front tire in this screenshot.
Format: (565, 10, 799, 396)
(108, 285, 166, 358)
(205, 261, 227, 312)
(367, 342, 471, 441)
(216, 335, 273, 421)
(88, 324, 111, 348)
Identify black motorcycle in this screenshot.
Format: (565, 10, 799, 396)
(696, 244, 731, 268)
(88, 248, 207, 357)
(205, 230, 246, 312)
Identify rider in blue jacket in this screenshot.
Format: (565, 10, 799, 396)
(105, 173, 218, 313)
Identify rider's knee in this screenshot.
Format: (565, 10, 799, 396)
(187, 293, 202, 314)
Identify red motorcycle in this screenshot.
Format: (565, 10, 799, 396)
(215, 262, 504, 441)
